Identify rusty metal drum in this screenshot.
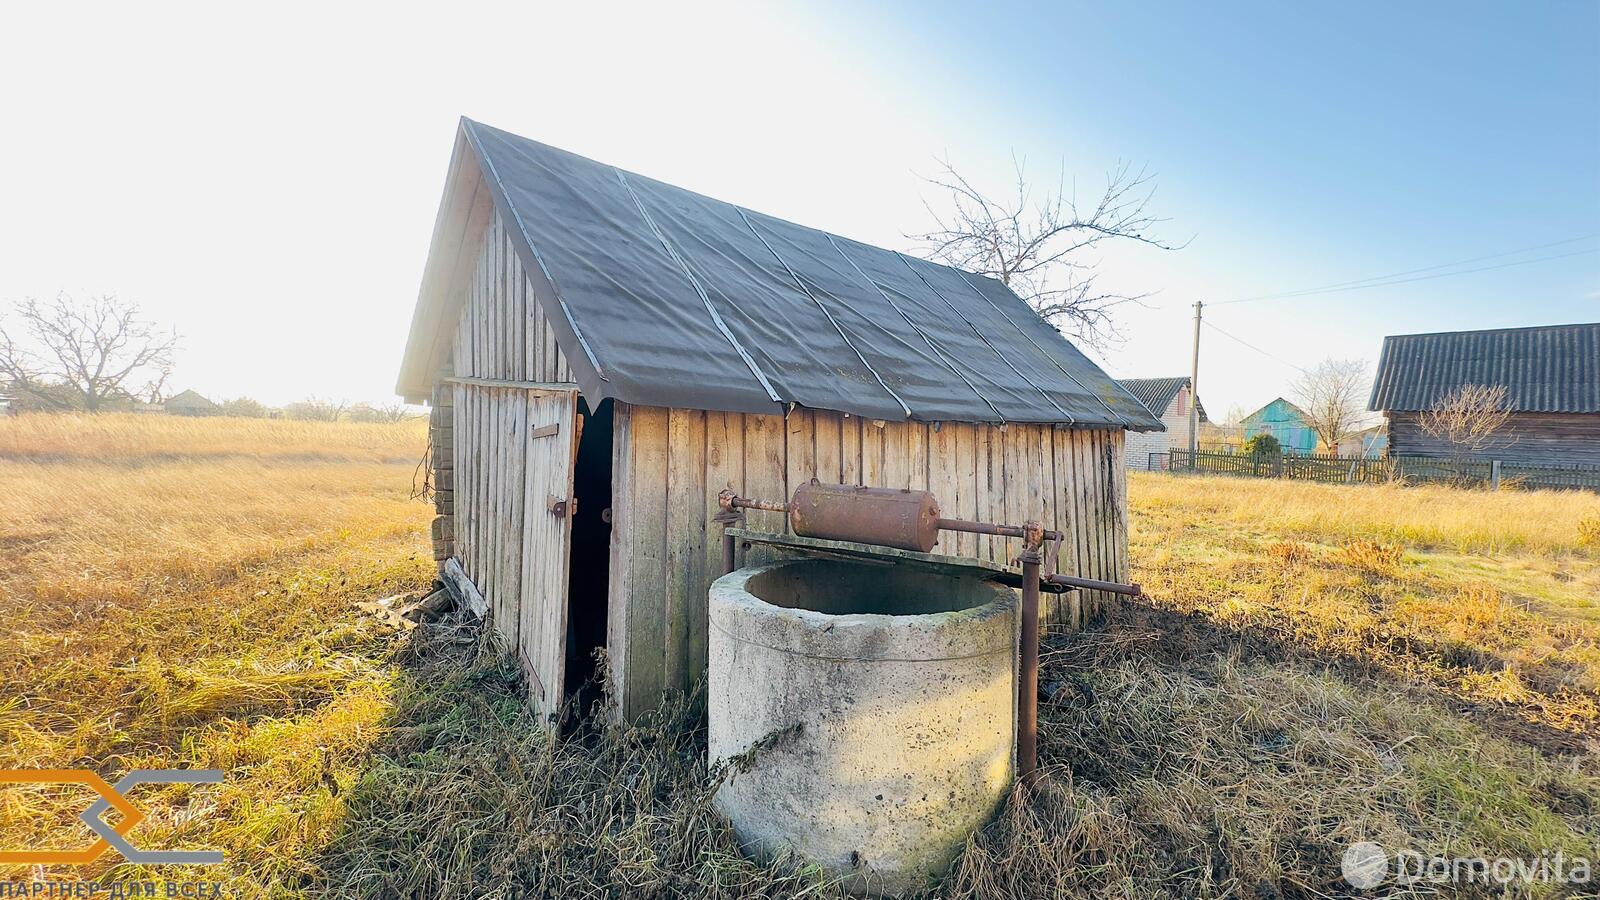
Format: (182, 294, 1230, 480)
(789, 482, 942, 553)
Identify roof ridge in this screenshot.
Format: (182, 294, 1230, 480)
(1381, 321, 1600, 341)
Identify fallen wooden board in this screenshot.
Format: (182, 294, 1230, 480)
(440, 557, 488, 618)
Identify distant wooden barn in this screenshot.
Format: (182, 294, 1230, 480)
(1370, 323, 1600, 466)
(397, 119, 1162, 720)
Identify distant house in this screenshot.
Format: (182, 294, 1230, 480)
(1369, 323, 1600, 466)
(1120, 377, 1205, 470)
(1336, 424, 1388, 458)
(1241, 398, 1318, 453)
(163, 389, 219, 416)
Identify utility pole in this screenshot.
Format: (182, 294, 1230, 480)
(1189, 301, 1202, 462)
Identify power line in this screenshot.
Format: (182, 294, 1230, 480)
(1202, 320, 1308, 374)
(1222, 233, 1597, 302)
(1213, 235, 1600, 306)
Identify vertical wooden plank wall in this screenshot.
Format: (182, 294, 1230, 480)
(607, 407, 1129, 719)
(448, 211, 579, 665)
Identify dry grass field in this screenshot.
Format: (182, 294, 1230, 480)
(2, 415, 1597, 898)
(0, 414, 434, 893)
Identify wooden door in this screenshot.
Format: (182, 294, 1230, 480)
(517, 387, 579, 719)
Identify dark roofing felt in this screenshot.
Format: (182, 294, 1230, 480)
(397, 119, 1161, 430)
(1117, 377, 1207, 423)
(1368, 323, 1600, 413)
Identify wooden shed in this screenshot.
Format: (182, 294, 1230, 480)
(397, 119, 1163, 720)
(1370, 323, 1600, 466)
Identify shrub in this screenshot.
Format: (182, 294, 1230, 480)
(1241, 433, 1281, 457)
(220, 396, 273, 418)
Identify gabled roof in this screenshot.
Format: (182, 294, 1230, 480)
(1241, 397, 1308, 425)
(164, 389, 216, 408)
(1369, 322, 1600, 413)
(397, 119, 1161, 430)
(1117, 376, 1206, 423)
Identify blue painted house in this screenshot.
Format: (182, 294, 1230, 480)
(1241, 398, 1318, 453)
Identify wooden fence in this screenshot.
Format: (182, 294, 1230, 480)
(1157, 450, 1600, 491)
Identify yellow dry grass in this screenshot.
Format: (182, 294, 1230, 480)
(1129, 472, 1600, 737)
(0, 413, 431, 891)
(0, 411, 423, 464)
(3, 415, 1597, 898)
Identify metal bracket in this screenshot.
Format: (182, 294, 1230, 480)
(547, 494, 573, 518)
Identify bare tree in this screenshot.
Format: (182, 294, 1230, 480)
(284, 397, 351, 422)
(911, 157, 1181, 347)
(1290, 358, 1371, 451)
(348, 401, 414, 424)
(1421, 384, 1512, 456)
(0, 293, 178, 411)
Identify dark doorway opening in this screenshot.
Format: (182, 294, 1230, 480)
(566, 397, 613, 708)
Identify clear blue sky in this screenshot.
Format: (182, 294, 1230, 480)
(1, 1, 1595, 413)
(838, 0, 1600, 416)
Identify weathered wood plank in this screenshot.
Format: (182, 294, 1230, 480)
(440, 557, 487, 618)
(453, 381, 469, 576)
(624, 405, 671, 717)
(665, 408, 707, 692)
(508, 232, 522, 381)
(927, 422, 960, 555)
(1052, 429, 1081, 629)
(545, 301, 560, 382)
(813, 411, 842, 484)
(862, 419, 886, 488)
(882, 419, 910, 490)
(487, 390, 505, 646)
(700, 409, 742, 661)
(506, 391, 528, 660)
(973, 424, 993, 563)
(786, 408, 817, 489)
(1083, 430, 1108, 614)
(952, 424, 977, 558)
(606, 402, 635, 718)
(1001, 425, 1029, 564)
(840, 415, 862, 485)
(1111, 430, 1130, 584)
(909, 422, 929, 494)
(743, 413, 788, 536)
(445, 375, 580, 391)
(1100, 431, 1121, 586)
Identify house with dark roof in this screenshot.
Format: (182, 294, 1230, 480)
(396, 118, 1162, 720)
(1118, 377, 1205, 469)
(1369, 323, 1600, 467)
(163, 389, 218, 416)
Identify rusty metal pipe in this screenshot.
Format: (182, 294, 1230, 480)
(1017, 544, 1041, 788)
(729, 496, 788, 513)
(1043, 573, 1142, 596)
(713, 501, 744, 576)
(936, 517, 1063, 543)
